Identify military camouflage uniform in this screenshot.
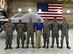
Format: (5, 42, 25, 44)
(43, 22, 51, 48)
(60, 23, 69, 47)
(26, 23, 34, 48)
(51, 21, 60, 48)
(16, 24, 25, 48)
(3, 23, 14, 49)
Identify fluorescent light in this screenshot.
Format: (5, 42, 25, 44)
(28, 8, 32, 12)
(38, 9, 42, 12)
(67, 10, 70, 13)
(18, 8, 22, 12)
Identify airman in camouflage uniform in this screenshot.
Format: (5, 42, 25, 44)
(16, 19, 25, 49)
(3, 18, 14, 50)
(51, 17, 60, 48)
(60, 17, 71, 49)
(26, 18, 34, 48)
(43, 19, 51, 48)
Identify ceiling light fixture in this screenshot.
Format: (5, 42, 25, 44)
(67, 10, 70, 13)
(18, 8, 22, 12)
(28, 8, 32, 12)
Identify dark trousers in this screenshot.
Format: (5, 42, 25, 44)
(43, 33, 50, 45)
(27, 33, 34, 44)
(52, 33, 59, 45)
(5, 34, 13, 47)
(61, 33, 69, 45)
(17, 33, 24, 45)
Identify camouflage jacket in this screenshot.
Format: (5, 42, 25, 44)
(61, 23, 69, 33)
(43, 22, 51, 33)
(3, 23, 14, 34)
(16, 24, 25, 33)
(27, 23, 34, 33)
(51, 21, 60, 33)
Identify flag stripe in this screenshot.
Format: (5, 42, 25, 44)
(38, 12, 62, 14)
(38, 12, 63, 14)
(48, 7, 63, 9)
(40, 15, 62, 16)
(48, 4, 62, 6)
(37, 3, 63, 19)
(48, 9, 62, 11)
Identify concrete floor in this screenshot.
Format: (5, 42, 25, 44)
(0, 29, 73, 54)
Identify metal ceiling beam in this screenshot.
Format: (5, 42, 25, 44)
(7, 0, 73, 4)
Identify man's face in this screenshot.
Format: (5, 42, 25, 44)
(19, 20, 22, 23)
(54, 18, 57, 22)
(29, 18, 32, 23)
(38, 19, 41, 23)
(45, 19, 48, 23)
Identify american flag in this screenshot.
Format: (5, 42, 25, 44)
(37, 2, 63, 20)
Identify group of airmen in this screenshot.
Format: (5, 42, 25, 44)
(3, 17, 71, 50)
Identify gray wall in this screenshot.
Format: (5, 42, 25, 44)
(9, 1, 37, 16)
(8, 1, 73, 28)
(63, 4, 73, 28)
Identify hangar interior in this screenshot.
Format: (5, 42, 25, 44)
(0, 0, 73, 28)
(0, 0, 73, 54)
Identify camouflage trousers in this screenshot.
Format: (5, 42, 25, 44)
(27, 32, 34, 44)
(52, 33, 59, 45)
(61, 32, 69, 45)
(5, 33, 13, 46)
(17, 33, 24, 45)
(43, 32, 50, 45)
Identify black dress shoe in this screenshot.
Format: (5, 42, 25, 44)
(32, 46, 35, 48)
(42, 45, 46, 48)
(50, 45, 54, 48)
(22, 46, 24, 48)
(4, 47, 8, 50)
(46, 46, 49, 49)
(67, 46, 71, 49)
(57, 46, 60, 48)
(9, 47, 13, 49)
